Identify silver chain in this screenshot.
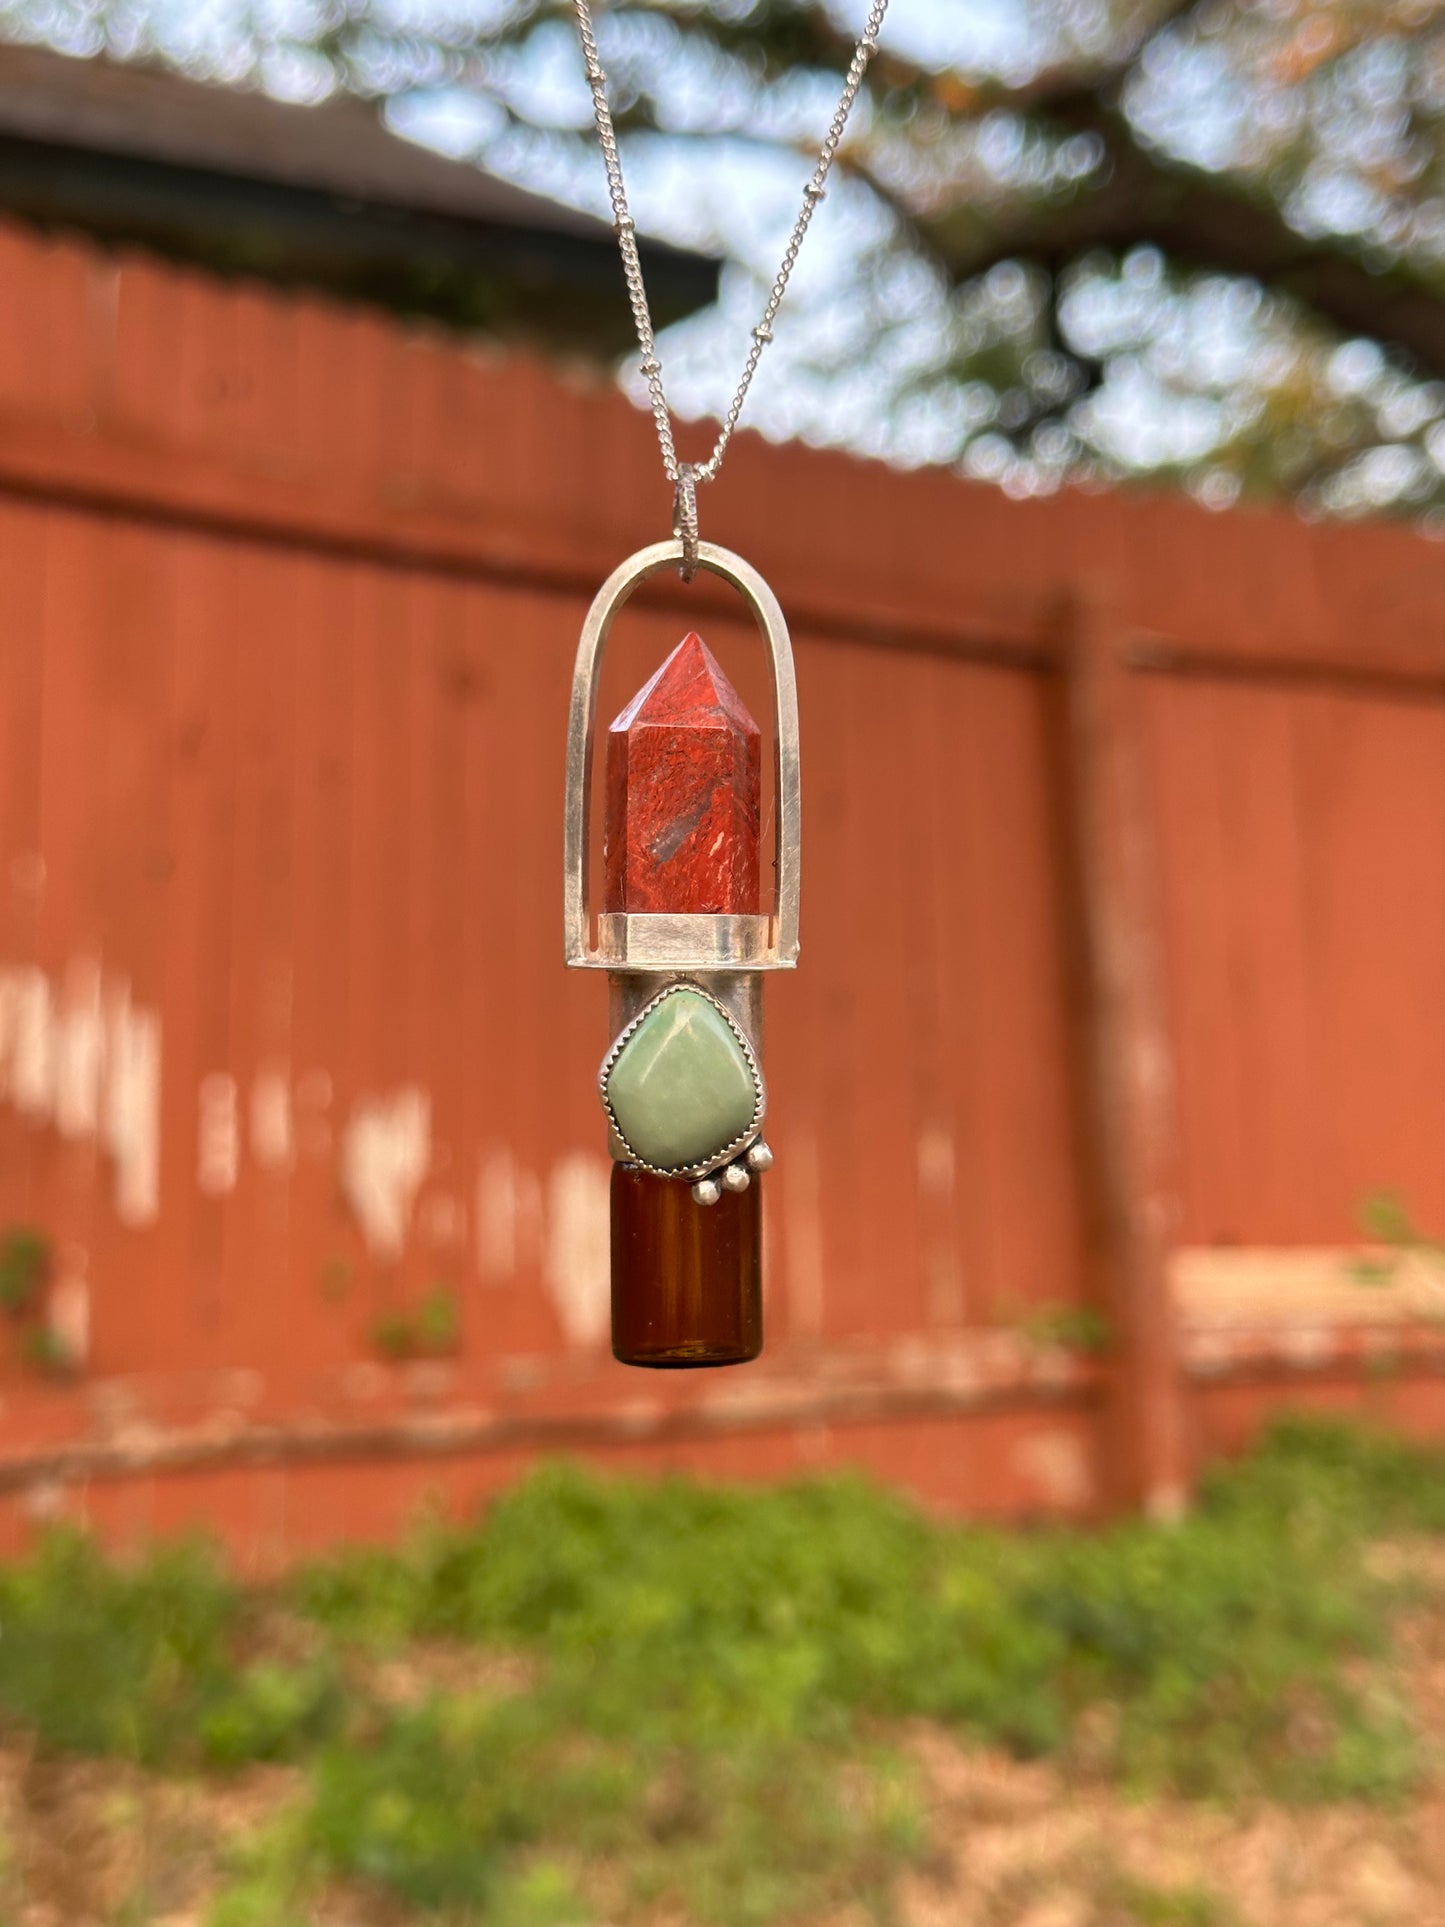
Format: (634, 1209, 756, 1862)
(573, 0, 889, 571)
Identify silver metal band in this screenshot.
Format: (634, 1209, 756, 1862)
(591, 913, 774, 973)
(672, 464, 699, 581)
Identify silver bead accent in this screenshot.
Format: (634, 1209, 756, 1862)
(722, 1162, 751, 1194)
(752, 322, 773, 343)
(692, 1177, 722, 1207)
(745, 1140, 774, 1174)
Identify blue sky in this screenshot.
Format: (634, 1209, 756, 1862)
(3, 1, 1435, 511)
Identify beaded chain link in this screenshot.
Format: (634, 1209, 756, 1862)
(572, 0, 890, 572)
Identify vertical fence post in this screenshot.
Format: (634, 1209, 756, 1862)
(1064, 588, 1191, 1518)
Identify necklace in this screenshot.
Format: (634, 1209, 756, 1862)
(563, 0, 889, 1368)
(574, 0, 889, 575)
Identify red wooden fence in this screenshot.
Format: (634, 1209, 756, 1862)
(0, 217, 1441, 1564)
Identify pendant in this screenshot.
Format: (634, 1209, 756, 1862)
(564, 539, 800, 1367)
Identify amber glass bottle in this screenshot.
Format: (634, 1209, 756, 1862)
(611, 1165, 761, 1367)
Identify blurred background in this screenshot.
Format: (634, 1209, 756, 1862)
(0, 2, 1442, 1922)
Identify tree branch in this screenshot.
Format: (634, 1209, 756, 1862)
(948, 0, 1204, 117)
(332, 0, 1445, 383)
(916, 102, 1445, 379)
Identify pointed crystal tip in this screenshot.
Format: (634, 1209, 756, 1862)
(610, 632, 759, 738)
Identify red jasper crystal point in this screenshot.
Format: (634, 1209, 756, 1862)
(604, 633, 761, 916)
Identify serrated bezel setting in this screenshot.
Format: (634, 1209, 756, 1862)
(599, 980, 766, 1181)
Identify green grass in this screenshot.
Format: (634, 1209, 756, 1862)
(1100, 1872, 1246, 1926)
(0, 1416, 1440, 1924)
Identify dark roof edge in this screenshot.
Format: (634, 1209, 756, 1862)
(0, 42, 720, 344)
(0, 132, 718, 346)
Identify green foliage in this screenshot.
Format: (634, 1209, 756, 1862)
(369, 1310, 415, 1360)
(1350, 1189, 1445, 1292)
(0, 1228, 46, 1315)
(19, 1326, 74, 1378)
(371, 1286, 462, 1361)
(211, 1803, 588, 1927)
(1103, 1873, 1244, 1926)
(414, 1285, 461, 1354)
(1009, 1298, 1113, 1355)
(306, 1695, 625, 1908)
(0, 1228, 81, 1377)
(1200, 1411, 1445, 1539)
(296, 1422, 1428, 1807)
(198, 1655, 347, 1769)
(0, 1530, 235, 1761)
(4, 1419, 1445, 1923)
(205, 1806, 316, 1927)
(1359, 1189, 1424, 1247)
(0, 1530, 343, 1769)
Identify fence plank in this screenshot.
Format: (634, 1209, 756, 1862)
(1064, 593, 1189, 1517)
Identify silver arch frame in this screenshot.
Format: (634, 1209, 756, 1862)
(563, 538, 801, 972)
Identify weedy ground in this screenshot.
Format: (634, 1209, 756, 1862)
(0, 1417, 1444, 1926)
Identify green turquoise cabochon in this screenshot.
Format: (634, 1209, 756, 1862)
(604, 988, 759, 1171)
